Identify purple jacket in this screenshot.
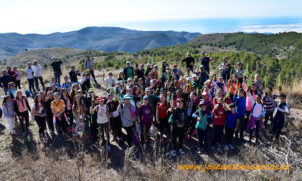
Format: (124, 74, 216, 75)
(137, 104, 153, 124)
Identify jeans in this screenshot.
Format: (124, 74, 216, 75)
(46, 113, 54, 132)
(28, 79, 36, 94)
(34, 77, 45, 91)
(35, 116, 46, 136)
(211, 125, 224, 147)
(264, 111, 274, 128)
(3, 88, 9, 95)
(171, 126, 185, 150)
(225, 127, 235, 145)
(19, 111, 29, 132)
(197, 128, 208, 150)
(54, 72, 61, 86)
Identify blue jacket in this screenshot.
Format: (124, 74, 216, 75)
(233, 96, 246, 117)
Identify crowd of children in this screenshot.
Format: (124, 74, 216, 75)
(0, 53, 290, 156)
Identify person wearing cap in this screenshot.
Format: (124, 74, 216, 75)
(84, 56, 98, 85)
(106, 93, 123, 141)
(191, 74, 201, 90)
(32, 60, 45, 91)
(220, 63, 232, 82)
(117, 94, 137, 147)
(192, 100, 212, 153)
(169, 98, 186, 157)
(0, 69, 12, 95)
(90, 96, 111, 149)
(69, 65, 81, 84)
(137, 95, 153, 145)
(182, 52, 195, 76)
(25, 62, 36, 95)
(199, 51, 213, 74)
(50, 57, 63, 85)
(12, 66, 21, 89)
(123, 60, 135, 81)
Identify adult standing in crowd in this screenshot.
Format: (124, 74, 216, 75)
(182, 52, 195, 75)
(84, 56, 99, 85)
(123, 61, 135, 81)
(0, 69, 12, 95)
(50, 58, 63, 86)
(199, 51, 213, 74)
(25, 62, 36, 95)
(32, 60, 45, 91)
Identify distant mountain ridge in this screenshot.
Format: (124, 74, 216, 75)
(0, 27, 200, 59)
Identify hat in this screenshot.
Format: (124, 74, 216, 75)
(223, 57, 227, 60)
(173, 64, 177, 67)
(147, 63, 151, 66)
(145, 88, 151, 92)
(143, 95, 148, 99)
(219, 76, 223, 79)
(198, 101, 207, 106)
(12, 65, 17, 68)
(126, 61, 130, 64)
(192, 74, 198, 78)
(127, 77, 132, 81)
(97, 96, 105, 101)
(186, 77, 192, 81)
(202, 92, 207, 96)
(124, 94, 131, 99)
(200, 65, 205, 68)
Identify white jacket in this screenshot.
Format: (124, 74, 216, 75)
(32, 64, 43, 77)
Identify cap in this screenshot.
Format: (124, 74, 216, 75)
(177, 98, 184, 103)
(192, 74, 198, 78)
(97, 96, 105, 101)
(147, 63, 151, 66)
(12, 65, 17, 68)
(173, 64, 177, 67)
(198, 101, 207, 106)
(200, 65, 205, 68)
(202, 92, 207, 96)
(126, 60, 130, 64)
(145, 88, 151, 92)
(124, 94, 131, 99)
(143, 95, 148, 99)
(127, 77, 132, 81)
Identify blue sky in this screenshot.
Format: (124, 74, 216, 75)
(0, 0, 302, 34)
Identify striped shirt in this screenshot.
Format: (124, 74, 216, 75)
(263, 95, 276, 112)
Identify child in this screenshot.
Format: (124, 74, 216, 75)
(104, 72, 115, 89)
(263, 88, 276, 129)
(169, 98, 186, 157)
(272, 94, 290, 140)
(31, 94, 47, 141)
(137, 96, 153, 145)
(90, 96, 111, 150)
(73, 95, 86, 139)
(247, 94, 264, 144)
(156, 94, 170, 141)
(224, 103, 239, 150)
(51, 92, 67, 135)
(14, 90, 31, 135)
(211, 98, 228, 151)
(192, 101, 212, 153)
(233, 88, 247, 141)
(3, 95, 17, 136)
(61, 76, 72, 92)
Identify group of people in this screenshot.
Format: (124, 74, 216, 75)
(1, 52, 290, 157)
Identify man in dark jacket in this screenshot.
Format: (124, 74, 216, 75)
(221, 63, 232, 82)
(50, 58, 63, 85)
(182, 52, 195, 75)
(136, 64, 145, 81)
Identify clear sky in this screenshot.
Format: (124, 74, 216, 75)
(0, 0, 302, 34)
